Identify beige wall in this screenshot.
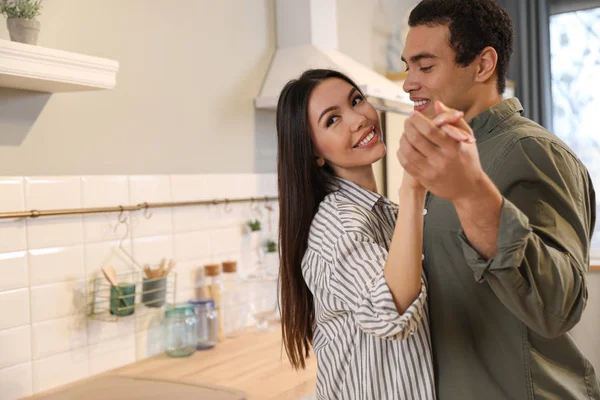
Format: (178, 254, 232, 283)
(0, 0, 416, 181)
(0, 0, 418, 178)
(0, 0, 276, 175)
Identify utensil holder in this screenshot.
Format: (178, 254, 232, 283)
(142, 277, 167, 308)
(110, 283, 136, 316)
(88, 270, 177, 322)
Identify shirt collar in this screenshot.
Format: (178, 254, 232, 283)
(469, 97, 523, 140)
(331, 177, 389, 210)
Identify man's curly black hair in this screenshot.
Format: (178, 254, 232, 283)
(409, 0, 514, 94)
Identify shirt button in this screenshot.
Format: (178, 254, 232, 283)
(423, 209, 428, 216)
(421, 254, 425, 261)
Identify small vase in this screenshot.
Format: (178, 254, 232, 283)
(7, 18, 40, 45)
(249, 230, 263, 263)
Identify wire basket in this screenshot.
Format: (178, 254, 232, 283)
(87, 270, 177, 322)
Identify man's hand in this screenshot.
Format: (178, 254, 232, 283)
(397, 101, 484, 202)
(398, 101, 503, 260)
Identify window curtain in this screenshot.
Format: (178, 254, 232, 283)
(497, 0, 553, 129)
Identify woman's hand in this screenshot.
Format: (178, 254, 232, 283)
(400, 172, 425, 192)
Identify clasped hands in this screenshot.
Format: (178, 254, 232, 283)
(398, 101, 484, 203)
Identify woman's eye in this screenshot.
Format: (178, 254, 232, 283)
(352, 95, 364, 106)
(421, 66, 433, 72)
(326, 115, 339, 127)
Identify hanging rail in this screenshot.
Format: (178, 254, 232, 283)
(0, 196, 278, 220)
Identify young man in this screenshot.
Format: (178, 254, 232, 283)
(397, 0, 599, 399)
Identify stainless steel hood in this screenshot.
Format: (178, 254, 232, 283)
(255, 0, 412, 114)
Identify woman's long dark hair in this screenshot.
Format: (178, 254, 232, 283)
(277, 69, 363, 369)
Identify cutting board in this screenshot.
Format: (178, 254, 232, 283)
(28, 375, 246, 400)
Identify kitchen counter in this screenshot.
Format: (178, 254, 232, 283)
(25, 323, 317, 400)
(27, 323, 317, 400)
(112, 324, 317, 399)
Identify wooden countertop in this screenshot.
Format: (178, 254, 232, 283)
(112, 324, 317, 400)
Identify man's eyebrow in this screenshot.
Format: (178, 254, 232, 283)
(401, 52, 439, 64)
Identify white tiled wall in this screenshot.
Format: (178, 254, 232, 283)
(0, 173, 279, 399)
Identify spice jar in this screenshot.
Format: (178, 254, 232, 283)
(188, 298, 219, 350)
(164, 303, 198, 358)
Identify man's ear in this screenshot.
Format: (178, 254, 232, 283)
(475, 46, 498, 84)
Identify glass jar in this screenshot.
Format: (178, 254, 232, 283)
(164, 303, 198, 358)
(188, 298, 219, 350)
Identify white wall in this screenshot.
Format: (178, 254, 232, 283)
(0, 173, 279, 399)
(571, 272, 600, 371)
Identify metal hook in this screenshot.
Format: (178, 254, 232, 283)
(250, 197, 261, 213)
(119, 217, 130, 243)
(264, 196, 273, 212)
(142, 202, 153, 219)
(224, 198, 233, 213)
(117, 206, 127, 224)
(114, 207, 130, 242)
(264, 196, 274, 233)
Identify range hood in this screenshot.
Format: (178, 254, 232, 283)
(255, 0, 412, 114)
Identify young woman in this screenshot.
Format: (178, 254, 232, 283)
(276, 69, 467, 399)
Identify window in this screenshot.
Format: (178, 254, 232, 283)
(550, 6, 600, 254)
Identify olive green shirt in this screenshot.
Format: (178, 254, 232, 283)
(424, 98, 599, 399)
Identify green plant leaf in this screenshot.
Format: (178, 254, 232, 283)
(0, 0, 43, 19)
(264, 239, 277, 253)
(247, 219, 261, 231)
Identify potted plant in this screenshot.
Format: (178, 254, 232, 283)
(264, 239, 277, 254)
(247, 219, 261, 232)
(245, 219, 263, 276)
(263, 239, 279, 277)
(0, 0, 43, 45)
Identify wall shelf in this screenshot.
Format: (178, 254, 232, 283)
(0, 39, 119, 93)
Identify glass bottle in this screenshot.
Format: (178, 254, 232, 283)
(221, 261, 247, 337)
(203, 264, 223, 340)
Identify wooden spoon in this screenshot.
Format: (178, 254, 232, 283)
(158, 258, 166, 276)
(164, 259, 176, 276)
(102, 265, 118, 287)
(143, 264, 152, 279)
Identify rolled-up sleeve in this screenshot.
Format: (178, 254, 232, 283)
(459, 137, 595, 338)
(332, 231, 427, 340)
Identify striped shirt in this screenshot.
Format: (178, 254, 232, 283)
(302, 178, 435, 400)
